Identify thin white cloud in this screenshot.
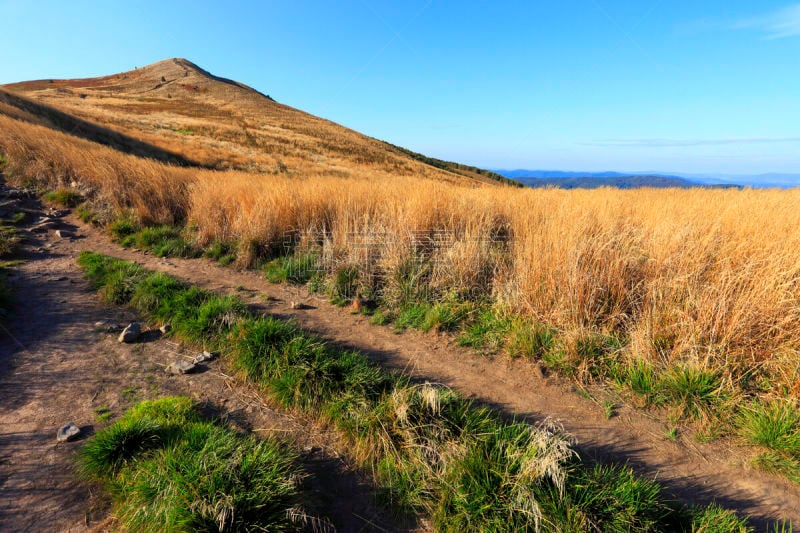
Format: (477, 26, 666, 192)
(584, 137, 800, 148)
(734, 3, 800, 39)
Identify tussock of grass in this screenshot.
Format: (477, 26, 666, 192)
(203, 240, 237, 265)
(739, 400, 800, 482)
(80, 397, 307, 532)
(43, 188, 83, 207)
(458, 308, 510, 352)
(264, 252, 318, 284)
(78, 251, 751, 531)
(75, 205, 98, 224)
(687, 504, 753, 533)
(118, 225, 200, 258)
(658, 366, 725, 420)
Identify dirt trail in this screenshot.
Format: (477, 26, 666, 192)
(57, 215, 800, 528)
(0, 198, 408, 532)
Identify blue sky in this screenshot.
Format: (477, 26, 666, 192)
(1, 0, 799, 174)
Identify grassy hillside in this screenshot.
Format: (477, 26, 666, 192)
(0, 58, 510, 186)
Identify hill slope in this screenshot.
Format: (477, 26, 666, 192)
(0, 58, 510, 186)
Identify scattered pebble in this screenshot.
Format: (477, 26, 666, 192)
(56, 422, 81, 442)
(193, 351, 216, 364)
(165, 360, 196, 375)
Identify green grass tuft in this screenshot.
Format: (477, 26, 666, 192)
(203, 240, 237, 265)
(458, 308, 509, 352)
(264, 252, 318, 284)
(739, 400, 800, 454)
(80, 397, 306, 532)
(658, 366, 724, 419)
(43, 188, 83, 207)
(688, 503, 753, 532)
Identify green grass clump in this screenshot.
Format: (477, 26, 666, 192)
(739, 400, 800, 482)
(109, 217, 138, 240)
(393, 302, 430, 331)
(77, 251, 148, 304)
(507, 318, 556, 359)
(43, 188, 83, 207)
(109, 219, 199, 258)
(264, 252, 319, 284)
(687, 504, 753, 532)
(80, 397, 306, 532)
(391, 300, 473, 333)
(458, 308, 509, 351)
(328, 265, 359, 306)
(658, 366, 724, 419)
(203, 240, 237, 265)
(420, 301, 472, 333)
(77, 252, 753, 531)
(619, 359, 660, 400)
(546, 462, 669, 532)
(128, 225, 199, 258)
(75, 205, 98, 224)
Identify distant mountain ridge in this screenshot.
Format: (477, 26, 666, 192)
(515, 175, 712, 190)
(495, 170, 800, 188)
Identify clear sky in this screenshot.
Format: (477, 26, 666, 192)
(1, 0, 799, 174)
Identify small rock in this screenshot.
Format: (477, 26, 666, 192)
(47, 276, 68, 282)
(57, 422, 81, 442)
(118, 322, 141, 343)
(289, 301, 306, 310)
(193, 351, 216, 364)
(55, 229, 75, 239)
(165, 360, 196, 375)
(159, 324, 171, 334)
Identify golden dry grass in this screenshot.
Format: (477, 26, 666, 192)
(2, 59, 799, 402)
(4, 110, 799, 396)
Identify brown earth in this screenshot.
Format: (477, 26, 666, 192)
(1, 195, 799, 531)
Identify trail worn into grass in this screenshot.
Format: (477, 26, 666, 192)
(0, 199, 406, 532)
(61, 214, 800, 528)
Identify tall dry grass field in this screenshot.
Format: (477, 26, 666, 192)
(2, 112, 799, 400)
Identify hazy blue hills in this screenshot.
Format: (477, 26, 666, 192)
(514, 175, 710, 190)
(495, 170, 800, 189)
